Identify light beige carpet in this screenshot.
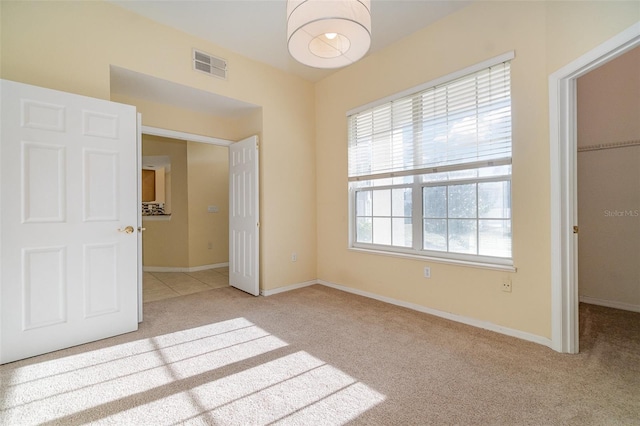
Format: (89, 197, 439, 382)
(1, 285, 639, 425)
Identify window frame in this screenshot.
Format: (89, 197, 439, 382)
(347, 52, 516, 271)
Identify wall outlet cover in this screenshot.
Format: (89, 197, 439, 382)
(424, 266, 431, 278)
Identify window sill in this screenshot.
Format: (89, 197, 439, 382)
(349, 246, 517, 272)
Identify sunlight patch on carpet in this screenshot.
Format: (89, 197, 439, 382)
(0, 317, 385, 425)
(105, 351, 386, 424)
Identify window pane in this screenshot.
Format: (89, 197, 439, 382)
(478, 164, 511, 178)
(356, 217, 372, 243)
(478, 181, 510, 218)
(373, 217, 392, 245)
(424, 219, 447, 251)
(392, 218, 412, 247)
(372, 189, 391, 216)
(356, 191, 372, 216)
(479, 220, 511, 258)
(448, 169, 478, 180)
(392, 188, 412, 217)
(423, 186, 446, 218)
(421, 170, 450, 183)
(393, 176, 414, 185)
(373, 178, 393, 187)
(448, 219, 477, 254)
(448, 184, 476, 218)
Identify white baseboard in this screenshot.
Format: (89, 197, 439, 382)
(317, 279, 552, 348)
(144, 262, 229, 273)
(260, 280, 317, 296)
(255, 277, 552, 348)
(580, 295, 640, 313)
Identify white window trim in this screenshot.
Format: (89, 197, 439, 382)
(347, 52, 516, 270)
(348, 246, 517, 272)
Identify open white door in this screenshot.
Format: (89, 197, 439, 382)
(229, 135, 259, 296)
(0, 80, 139, 364)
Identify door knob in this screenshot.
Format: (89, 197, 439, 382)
(118, 226, 135, 234)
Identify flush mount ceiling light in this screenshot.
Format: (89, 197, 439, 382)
(287, 0, 372, 69)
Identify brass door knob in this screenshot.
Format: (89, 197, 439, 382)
(118, 226, 135, 234)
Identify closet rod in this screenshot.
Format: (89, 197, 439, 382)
(578, 139, 640, 153)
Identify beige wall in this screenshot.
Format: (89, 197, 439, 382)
(142, 137, 230, 269)
(315, 1, 639, 339)
(187, 142, 229, 267)
(1, 0, 317, 291)
(577, 47, 640, 310)
(142, 136, 189, 268)
(111, 93, 263, 143)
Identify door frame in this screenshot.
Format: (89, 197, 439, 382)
(549, 23, 640, 353)
(141, 126, 232, 148)
(137, 114, 143, 322)
(139, 126, 258, 294)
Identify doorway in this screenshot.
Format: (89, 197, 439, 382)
(549, 24, 640, 353)
(576, 47, 640, 311)
(109, 66, 263, 300)
(140, 131, 232, 303)
(576, 46, 640, 352)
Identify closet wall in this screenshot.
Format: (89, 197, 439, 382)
(577, 46, 640, 311)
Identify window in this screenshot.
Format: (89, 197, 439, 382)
(348, 53, 513, 266)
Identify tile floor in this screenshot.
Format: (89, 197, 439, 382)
(143, 267, 229, 303)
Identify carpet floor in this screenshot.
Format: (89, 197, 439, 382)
(1, 284, 639, 425)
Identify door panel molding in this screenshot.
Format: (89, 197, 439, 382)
(0, 79, 139, 364)
(229, 135, 260, 296)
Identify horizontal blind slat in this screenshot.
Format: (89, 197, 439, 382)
(349, 62, 511, 178)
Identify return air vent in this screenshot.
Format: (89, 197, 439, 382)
(193, 49, 227, 80)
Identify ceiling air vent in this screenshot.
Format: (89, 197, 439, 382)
(193, 49, 227, 80)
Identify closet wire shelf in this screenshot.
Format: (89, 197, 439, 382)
(577, 139, 640, 153)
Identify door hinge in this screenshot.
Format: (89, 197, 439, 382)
(257, 222, 260, 228)
(573, 226, 579, 234)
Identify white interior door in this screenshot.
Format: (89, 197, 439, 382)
(229, 135, 259, 296)
(0, 79, 139, 364)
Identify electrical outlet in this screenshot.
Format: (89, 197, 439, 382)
(207, 242, 213, 250)
(502, 279, 512, 293)
(423, 266, 431, 278)
(291, 252, 297, 262)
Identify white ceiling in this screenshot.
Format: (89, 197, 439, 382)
(109, 1, 472, 119)
(110, 0, 472, 83)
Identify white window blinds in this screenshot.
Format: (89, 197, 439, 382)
(348, 60, 512, 181)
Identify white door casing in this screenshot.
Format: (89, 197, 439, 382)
(0, 79, 139, 364)
(229, 135, 259, 296)
(137, 113, 144, 323)
(549, 23, 640, 353)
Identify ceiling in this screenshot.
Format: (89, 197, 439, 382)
(110, 0, 472, 83)
(110, 65, 260, 117)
